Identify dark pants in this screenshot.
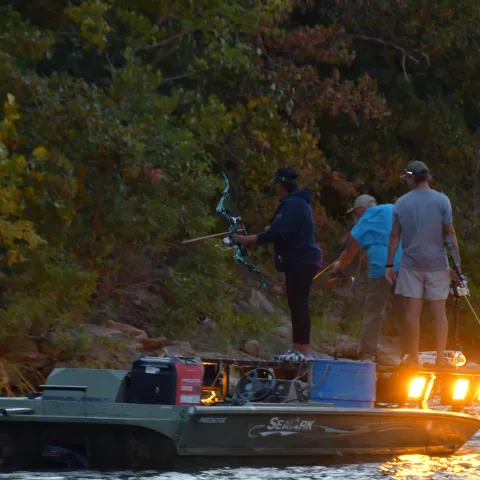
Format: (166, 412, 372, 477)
(360, 277, 392, 357)
(285, 264, 319, 345)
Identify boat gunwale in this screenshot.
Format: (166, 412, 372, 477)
(201, 357, 480, 377)
(187, 404, 480, 421)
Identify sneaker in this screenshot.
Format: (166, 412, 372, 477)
(419, 351, 466, 368)
(275, 350, 308, 362)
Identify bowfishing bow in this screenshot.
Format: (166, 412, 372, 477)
(215, 171, 267, 289)
(445, 234, 480, 340)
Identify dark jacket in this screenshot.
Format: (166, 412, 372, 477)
(256, 189, 323, 272)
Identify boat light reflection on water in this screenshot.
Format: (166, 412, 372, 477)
(380, 452, 480, 479)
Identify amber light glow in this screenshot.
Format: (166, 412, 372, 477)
(380, 453, 480, 478)
(201, 390, 220, 405)
(453, 379, 469, 401)
(408, 377, 426, 399)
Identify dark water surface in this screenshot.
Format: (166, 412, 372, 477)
(1, 431, 480, 480)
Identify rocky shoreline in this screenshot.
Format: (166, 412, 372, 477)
(0, 315, 401, 395)
(0, 274, 476, 394)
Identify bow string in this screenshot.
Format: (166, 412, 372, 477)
(216, 171, 267, 289)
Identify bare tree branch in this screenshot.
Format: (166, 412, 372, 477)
(152, 42, 180, 66)
(160, 69, 208, 84)
(415, 50, 431, 67)
(347, 34, 422, 65)
(133, 28, 198, 53)
(401, 53, 409, 82)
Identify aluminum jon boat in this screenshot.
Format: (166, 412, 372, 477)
(0, 354, 478, 470)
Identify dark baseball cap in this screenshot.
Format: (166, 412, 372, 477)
(272, 167, 298, 183)
(402, 161, 429, 176)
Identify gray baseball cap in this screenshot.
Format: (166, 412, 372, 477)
(346, 194, 377, 214)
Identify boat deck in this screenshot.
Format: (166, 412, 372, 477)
(200, 356, 480, 412)
(202, 356, 480, 373)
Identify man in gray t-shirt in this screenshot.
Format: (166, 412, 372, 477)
(386, 161, 461, 366)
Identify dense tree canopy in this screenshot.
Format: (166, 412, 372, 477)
(1, 0, 480, 347)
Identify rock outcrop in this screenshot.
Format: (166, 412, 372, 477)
(0, 275, 405, 392)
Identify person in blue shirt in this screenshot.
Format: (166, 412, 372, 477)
(330, 195, 402, 363)
(233, 167, 323, 361)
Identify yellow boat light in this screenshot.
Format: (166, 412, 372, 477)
(453, 379, 469, 401)
(408, 377, 426, 399)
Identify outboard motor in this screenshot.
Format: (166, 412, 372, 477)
(126, 355, 204, 406)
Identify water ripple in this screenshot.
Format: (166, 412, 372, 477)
(0, 433, 479, 480)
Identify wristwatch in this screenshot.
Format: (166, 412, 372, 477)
(385, 264, 393, 268)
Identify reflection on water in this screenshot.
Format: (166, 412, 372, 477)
(381, 452, 480, 479)
(1, 434, 480, 480)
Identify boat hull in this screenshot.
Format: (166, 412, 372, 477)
(0, 400, 477, 469)
(178, 405, 480, 458)
(0, 422, 177, 470)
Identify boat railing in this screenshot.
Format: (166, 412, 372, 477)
(200, 357, 480, 414)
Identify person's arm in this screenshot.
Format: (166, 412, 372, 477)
(255, 200, 303, 245)
(331, 236, 360, 273)
(234, 234, 258, 245)
(233, 201, 301, 246)
(444, 224, 461, 265)
(442, 196, 461, 265)
(386, 222, 401, 266)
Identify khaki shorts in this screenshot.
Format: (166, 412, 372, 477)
(395, 268, 450, 300)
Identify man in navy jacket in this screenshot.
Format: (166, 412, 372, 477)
(234, 167, 323, 360)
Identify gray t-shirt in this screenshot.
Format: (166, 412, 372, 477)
(393, 189, 452, 271)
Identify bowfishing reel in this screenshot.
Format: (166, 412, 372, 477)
(215, 216, 243, 250)
(220, 236, 236, 249)
(450, 274, 469, 298)
(217, 216, 248, 256)
(218, 235, 246, 257)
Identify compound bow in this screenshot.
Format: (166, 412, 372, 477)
(215, 171, 267, 289)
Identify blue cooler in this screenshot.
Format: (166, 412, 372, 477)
(308, 359, 376, 408)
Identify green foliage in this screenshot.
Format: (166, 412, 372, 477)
(0, 96, 45, 264)
(159, 243, 238, 338)
(2, 0, 480, 351)
(0, 94, 97, 341)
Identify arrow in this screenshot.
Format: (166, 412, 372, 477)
(181, 229, 243, 245)
(313, 261, 335, 280)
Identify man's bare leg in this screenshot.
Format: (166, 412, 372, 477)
(404, 297, 423, 361)
(428, 299, 448, 362)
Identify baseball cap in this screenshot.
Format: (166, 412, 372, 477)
(271, 167, 298, 183)
(402, 160, 429, 176)
(346, 194, 377, 214)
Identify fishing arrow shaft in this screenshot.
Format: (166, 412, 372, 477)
(181, 229, 242, 245)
